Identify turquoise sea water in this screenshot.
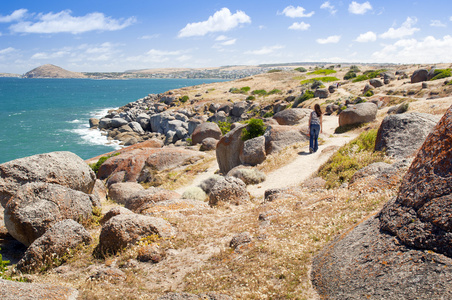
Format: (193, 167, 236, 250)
(0, 78, 226, 164)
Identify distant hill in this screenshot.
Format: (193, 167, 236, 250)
(23, 64, 87, 79)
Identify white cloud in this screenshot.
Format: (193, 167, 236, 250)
(379, 17, 420, 39)
(245, 45, 285, 55)
(216, 35, 228, 41)
(0, 47, 16, 55)
(316, 35, 341, 44)
(430, 20, 446, 27)
(10, 10, 136, 34)
(349, 1, 372, 15)
(372, 35, 452, 63)
(0, 9, 28, 23)
(139, 34, 160, 40)
(355, 31, 377, 42)
(288, 22, 310, 31)
(221, 39, 236, 46)
(178, 8, 250, 38)
(320, 2, 337, 15)
(281, 6, 314, 18)
(127, 48, 190, 63)
(31, 43, 122, 62)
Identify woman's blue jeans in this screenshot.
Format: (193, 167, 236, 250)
(309, 124, 320, 152)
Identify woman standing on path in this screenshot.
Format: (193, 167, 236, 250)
(309, 104, 323, 153)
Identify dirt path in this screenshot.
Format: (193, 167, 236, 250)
(176, 115, 359, 200)
(247, 115, 358, 199)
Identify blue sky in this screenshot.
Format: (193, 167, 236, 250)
(1, 0, 452, 73)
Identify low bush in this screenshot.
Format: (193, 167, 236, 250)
(318, 129, 386, 188)
(182, 187, 207, 201)
(298, 90, 315, 102)
(180, 95, 189, 103)
(267, 69, 282, 73)
(363, 69, 387, 79)
(246, 95, 256, 101)
(252, 89, 267, 96)
(300, 76, 339, 86)
(429, 69, 452, 81)
(90, 153, 120, 173)
(267, 89, 282, 95)
(349, 65, 361, 72)
(217, 121, 232, 135)
(344, 71, 357, 80)
(307, 69, 337, 75)
(294, 67, 307, 72)
(352, 75, 369, 82)
(363, 90, 374, 97)
(241, 118, 266, 141)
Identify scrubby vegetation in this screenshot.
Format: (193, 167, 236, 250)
(252, 89, 267, 97)
(230, 86, 251, 94)
(318, 129, 386, 188)
(307, 69, 337, 75)
(267, 69, 282, 73)
(294, 67, 307, 72)
(90, 153, 120, 173)
(300, 76, 339, 86)
(429, 69, 451, 81)
(217, 121, 232, 135)
(179, 95, 189, 103)
(344, 70, 357, 80)
(241, 118, 266, 141)
(267, 89, 282, 95)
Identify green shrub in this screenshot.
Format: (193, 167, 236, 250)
(240, 86, 251, 92)
(311, 80, 324, 89)
(294, 67, 307, 72)
(429, 69, 452, 81)
(307, 69, 337, 75)
(263, 111, 274, 118)
(217, 121, 232, 135)
(267, 89, 282, 95)
(300, 77, 339, 85)
(364, 69, 387, 79)
(318, 129, 386, 188)
(344, 70, 357, 80)
(294, 90, 315, 105)
(90, 152, 121, 173)
(0, 249, 9, 278)
(352, 75, 369, 82)
(180, 95, 189, 103)
(267, 69, 282, 73)
(350, 65, 361, 72)
(363, 90, 374, 97)
(246, 95, 256, 101)
(252, 89, 267, 96)
(241, 118, 266, 141)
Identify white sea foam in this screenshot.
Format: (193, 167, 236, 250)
(70, 125, 122, 149)
(68, 119, 82, 124)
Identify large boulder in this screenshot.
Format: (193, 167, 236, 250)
(314, 88, 329, 99)
(231, 102, 249, 117)
(375, 112, 440, 159)
(16, 219, 92, 273)
(264, 125, 309, 155)
(191, 122, 222, 145)
(272, 108, 311, 126)
(97, 147, 204, 183)
(108, 182, 145, 205)
(338, 102, 378, 127)
(239, 136, 266, 166)
(312, 105, 452, 299)
(369, 78, 384, 88)
(216, 124, 246, 174)
(209, 176, 250, 206)
(97, 213, 175, 255)
(0, 279, 79, 300)
(0, 151, 96, 207)
(4, 182, 94, 246)
(379, 106, 452, 256)
(125, 187, 181, 213)
(411, 68, 429, 83)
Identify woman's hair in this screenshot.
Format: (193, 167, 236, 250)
(314, 104, 322, 117)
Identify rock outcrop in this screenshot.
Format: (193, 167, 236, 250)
(375, 112, 440, 159)
(191, 122, 222, 145)
(216, 124, 246, 174)
(312, 105, 452, 299)
(97, 213, 175, 255)
(4, 182, 94, 246)
(16, 219, 92, 273)
(209, 176, 250, 206)
(0, 279, 79, 300)
(272, 108, 311, 126)
(338, 102, 378, 127)
(0, 151, 96, 207)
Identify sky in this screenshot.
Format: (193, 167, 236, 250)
(1, 0, 452, 74)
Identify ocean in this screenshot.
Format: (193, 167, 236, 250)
(0, 78, 226, 164)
